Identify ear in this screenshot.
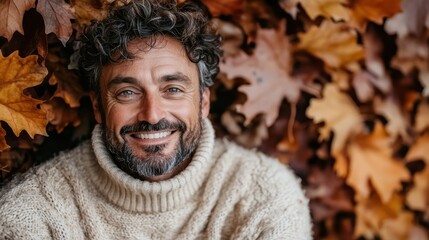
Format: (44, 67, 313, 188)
(201, 88, 210, 118)
(89, 91, 102, 124)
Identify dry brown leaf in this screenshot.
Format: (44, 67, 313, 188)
(406, 133, 429, 212)
(374, 96, 411, 143)
(36, 0, 74, 46)
(296, 21, 364, 69)
(306, 84, 363, 155)
(41, 98, 81, 133)
(409, 225, 429, 240)
(201, 0, 243, 17)
(278, 0, 300, 18)
(0, 125, 9, 151)
(49, 72, 86, 108)
(343, 122, 410, 203)
(391, 36, 429, 74)
(415, 100, 429, 133)
(298, 0, 349, 21)
(211, 19, 244, 58)
(70, 0, 109, 27)
(385, 0, 429, 37)
(221, 21, 301, 126)
(354, 193, 403, 239)
(420, 68, 429, 97)
(0, 0, 36, 41)
(379, 211, 414, 240)
(0, 51, 48, 138)
(347, 0, 402, 32)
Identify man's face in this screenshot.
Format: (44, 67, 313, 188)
(92, 37, 210, 180)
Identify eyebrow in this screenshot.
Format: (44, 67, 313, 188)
(106, 72, 193, 89)
(106, 76, 138, 89)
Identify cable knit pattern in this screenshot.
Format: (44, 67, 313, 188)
(0, 119, 312, 239)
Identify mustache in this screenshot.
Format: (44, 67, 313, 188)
(120, 119, 186, 135)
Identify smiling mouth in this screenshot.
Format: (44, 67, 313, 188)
(132, 131, 174, 140)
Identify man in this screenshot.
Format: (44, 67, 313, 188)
(0, 0, 312, 239)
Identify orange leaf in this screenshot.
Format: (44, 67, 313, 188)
(296, 21, 364, 69)
(0, 125, 9, 151)
(343, 122, 410, 202)
(415, 100, 429, 133)
(348, 0, 402, 31)
(201, 0, 243, 17)
(379, 211, 414, 240)
(298, 0, 349, 21)
(41, 98, 81, 133)
(306, 84, 364, 155)
(0, 51, 48, 138)
(221, 21, 301, 126)
(0, 0, 35, 41)
(49, 72, 86, 108)
(354, 193, 403, 239)
(70, 0, 109, 27)
(36, 0, 74, 46)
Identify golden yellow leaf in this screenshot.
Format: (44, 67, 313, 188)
(296, 20, 364, 69)
(299, 0, 349, 21)
(0, 51, 48, 138)
(306, 84, 364, 155)
(379, 211, 414, 240)
(355, 193, 403, 239)
(348, 0, 402, 31)
(0, 125, 9, 151)
(345, 122, 410, 202)
(415, 100, 429, 133)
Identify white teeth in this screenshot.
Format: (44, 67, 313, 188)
(136, 131, 172, 139)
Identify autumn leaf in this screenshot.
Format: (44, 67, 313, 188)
(48, 72, 86, 108)
(70, 0, 109, 27)
(296, 20, 364, 69)
(391, 36, 429, 74)
(306, 84, 364, 155)
(379, 211, 414, 240)
(201, 0, 243, 17)
(0, 0, 35, 41)
(0, 51, 48, 139)
(385, 0, 429, 37)
(36, 0, 74, 46)
(347, 0, 402, 31)
(354, 193, 403, 239)
(278, 0, 300, 18)
(420, 68, 429, 97)
(221, 21, 301, 126)
(406, 133, 429, 212)
(415, 100, 429, 133)
(41, 98, 81, 133)
(0, 125, 9, 151)
(298, 0, 349, 21)
(340, 122, 410, 203)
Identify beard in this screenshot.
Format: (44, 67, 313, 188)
(102, 116, 202, 179)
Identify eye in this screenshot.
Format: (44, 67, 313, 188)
(167, 87, 183, 94)
(116, 89, 138, 101)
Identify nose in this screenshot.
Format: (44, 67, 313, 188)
(137, 94, 166, 124)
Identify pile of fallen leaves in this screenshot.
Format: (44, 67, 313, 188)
(0, 0, 428, 239)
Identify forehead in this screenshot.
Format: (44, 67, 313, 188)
(100, 36, 199, 85)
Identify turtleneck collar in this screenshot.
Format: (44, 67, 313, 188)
(88, 118, 215, 213)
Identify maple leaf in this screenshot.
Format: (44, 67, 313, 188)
(298, 0, 349, 21)
(0, 125, 9, 151)
(36, 0, 74, 46)
(0, 0, 35, 41)
(220, 21, 301, 126)
(48, 72, 86, 108)
(415, 100, 429, 133)
(41, 98, 81, 133)
(306, 84, 364, 155)
(385, 0, 429, 38)
(354, 193, 403, 239)
(0, 51, 48, 138)
(406, 133, 429, 212)
(347, 0, 402, 32)
(373, 96, 411, 143)
(341, 122, 410, 203)
(296, 20, 364, 69)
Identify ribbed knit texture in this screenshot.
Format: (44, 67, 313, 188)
(0, 119, 312, 239)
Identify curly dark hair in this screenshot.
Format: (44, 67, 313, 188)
(79, 0, 222, 95)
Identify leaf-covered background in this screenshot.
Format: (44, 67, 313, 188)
(0, 0, 428, 239)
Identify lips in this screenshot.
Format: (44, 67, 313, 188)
(133, 131, 173, 140)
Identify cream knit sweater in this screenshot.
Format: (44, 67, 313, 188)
(0, 119, 312, 239)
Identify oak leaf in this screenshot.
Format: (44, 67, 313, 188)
(354, 193, 403, 239)
(0, 51, 48, 138)
(347, 0, 402, 31)
(298, 0, 349, 21)
(341, 122, 410, 203)
(296, 21, 364, 69)
(0, 0, 35, 41)
(0, 125, 9, 151)
(221, 21, 301, 126)
(306, 84, 363, 155)
(406, 133, 429, 212)
(36, 0, 74, 46)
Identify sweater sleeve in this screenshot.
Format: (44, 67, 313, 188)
(232, 154, 313, 240)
